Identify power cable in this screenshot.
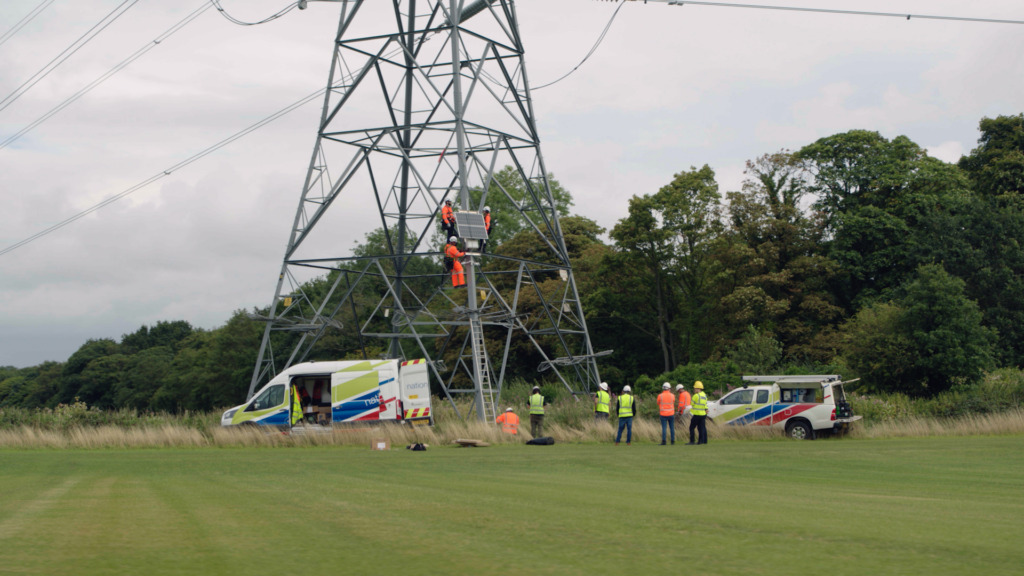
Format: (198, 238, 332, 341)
(533, 0, 627, 90)
(654, 0, 1024, 26)
(0, 87, 327, 258)
(537, 0, 1024, 90)
(210, 0, 300, 26)
(0, 0, 141, 114)
(1, 16, 438, 257)
(0, 3, 214, 151)
(0, 0, 56, 50)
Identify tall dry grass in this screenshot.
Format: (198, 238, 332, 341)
(1, 410, 1022, 450)
(850, 409, 1024, 439)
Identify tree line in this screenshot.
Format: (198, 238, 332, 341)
(2, 114, 1022, 411)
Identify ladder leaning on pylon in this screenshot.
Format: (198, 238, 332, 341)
(469, 315, 497, 422)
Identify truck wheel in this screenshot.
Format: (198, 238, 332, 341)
(786, 420, 814, 440)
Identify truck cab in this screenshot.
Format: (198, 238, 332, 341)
(707, 375, 861, 439)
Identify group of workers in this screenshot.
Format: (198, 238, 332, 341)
(495, 381, 710, 445)
(441, 200, 492, 288)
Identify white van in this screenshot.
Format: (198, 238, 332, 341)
(221, 359, 432, 428)
(706, 375, 861, 439)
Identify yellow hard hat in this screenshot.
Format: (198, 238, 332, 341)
(693, 381, 704, 389)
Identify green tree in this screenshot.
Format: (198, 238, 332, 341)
(842, 264, 995, 396)
(798, 130, 973, 311)
(722, 151, 843, 361)
(952, 114, 1024, 365)
(727, 325, 783, 374)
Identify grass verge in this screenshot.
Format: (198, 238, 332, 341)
(1, 437, 1022, 575)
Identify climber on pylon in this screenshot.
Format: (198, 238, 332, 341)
(444, 236, 466, 288)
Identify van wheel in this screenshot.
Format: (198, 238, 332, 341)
(786, 420, 813, 440)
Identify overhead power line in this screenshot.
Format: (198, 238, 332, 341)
(210, 0, 301, 26)
(0, 87, 326, 258)
(534, 0, 628, 90)
(0, 0, 142, 114)
(540, 0, 1024, 89)
(0, 0, 56, 50)
(651, 0, 1024, 26)
(0, 2, 214, 151)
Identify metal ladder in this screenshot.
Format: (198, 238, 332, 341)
(469, 315, 497, 422)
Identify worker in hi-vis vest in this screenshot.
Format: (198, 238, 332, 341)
(441, 199, 456, 239)
(444, 236, 466, 287)
(594, 382, 611, 422)
(527, 387, 548, 437)
(496, 407, 520, 435)
(615, 385, 636, 445)
(657, 382, 676, 445)
(687, 381, 708, 445)
(675, 383, 691, 426)
(481, 206, 492, 253)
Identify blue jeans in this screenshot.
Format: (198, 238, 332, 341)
(660, 415, 675, 444)
(616, 417, 633, 443)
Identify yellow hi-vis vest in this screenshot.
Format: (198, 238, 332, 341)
(596, 390, 610, 413)
(691, 391, 708, 416)
(291, 387, 302, 426)
(530, 393, 545, 415)
(618, 394, 634, 418)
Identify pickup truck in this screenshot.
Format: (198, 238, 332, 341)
(706, 375, 862, 439)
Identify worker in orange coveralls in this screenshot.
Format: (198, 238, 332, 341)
(444, 236, 466, 287)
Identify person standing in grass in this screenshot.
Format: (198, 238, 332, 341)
(687, 381, 708, 445)
(527, 386, 548, 437)
(594, 382, 611, 422)
(675, 383, 691, 427)
(657, 382, 676, 445)
(615, 385, 636, 445)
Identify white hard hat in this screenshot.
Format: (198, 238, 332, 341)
(445, 199, 452, 204)
(599, 382, 608, 391)
(449, 236, 457, 243)
(675, 384, 685, 391)
(623, 385, 631, 393)
(663, 382, 671, 390)
(506, 407, 513, 412)
(483, 206, 490, 212)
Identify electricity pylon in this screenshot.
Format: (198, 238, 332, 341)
(247, 0, 605, 421)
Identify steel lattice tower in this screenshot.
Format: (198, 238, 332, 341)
(248, 0, 604, 420)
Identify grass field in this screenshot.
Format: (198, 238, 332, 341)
(1, 436, 1022, 576)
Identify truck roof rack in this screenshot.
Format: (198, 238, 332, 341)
(742, 375, 841, 384)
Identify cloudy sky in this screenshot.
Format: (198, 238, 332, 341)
(1, 0, 1022, 368)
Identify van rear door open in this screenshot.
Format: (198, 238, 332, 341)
(400, 359, 431, 424)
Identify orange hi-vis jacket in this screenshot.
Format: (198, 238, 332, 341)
(677, 391, 692, 414)
(442, 204, 454, 225)
(496, 411, 519, 434)
(484, 212, 491, 233)
(657, 390, 676, 417)
(445, 243, 465, 260)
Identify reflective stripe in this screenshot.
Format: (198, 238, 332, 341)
(657, 391, 675, 416)
(497, 412, 519, 434)
(691, 392, 708, 416)
(530, 393, 545, 415)
(596, 390, 610, 413)
(618, 394, 634, 418)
